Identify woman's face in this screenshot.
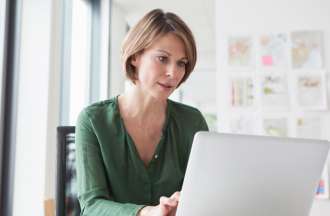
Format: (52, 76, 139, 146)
(131, 33, 188, 100)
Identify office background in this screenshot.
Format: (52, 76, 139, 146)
(0, 0, 329, 215)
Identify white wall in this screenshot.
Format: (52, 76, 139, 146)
(215, 0, 330, 215)
(12, 0, 57, 215)
(45, 0, 62, 204)
(216, 0, 330, 130)
(99, 0, 111, 100)
(179, 49, 217, 114)
(109, 3, 127, 97)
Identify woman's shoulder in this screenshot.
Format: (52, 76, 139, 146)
(169, 99, 201, 114)
(78, 97, 118, 121)
(168, 99, 204, 121)
(168, 100, 209, 131)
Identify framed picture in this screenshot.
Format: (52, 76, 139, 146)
(294, 73, 327, 110)
(291, 31, 324, 69)
(262, 116, 288, 137)
(258, 33, 289, 69)
(229, 113, 261, 135)
(230, 77, 255, 108)
(259, 74, 290, 110)
(227, 35, 255, 69)
(295, 114, 325, 139)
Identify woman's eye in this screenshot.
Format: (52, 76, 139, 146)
(157, 56, 168, 63)
(178, 61, 187, 68)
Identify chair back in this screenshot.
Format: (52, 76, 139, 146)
(56, 126, 80, 216)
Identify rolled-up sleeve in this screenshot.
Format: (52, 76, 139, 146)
(75, 110, 144, 216)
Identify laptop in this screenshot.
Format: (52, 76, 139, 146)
(176, 132, 330, 216)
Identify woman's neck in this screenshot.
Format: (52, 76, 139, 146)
(118, 86, 167, 123)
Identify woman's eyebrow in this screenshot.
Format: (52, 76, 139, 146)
(156, 49, 171, 55)
(156, 49, 188, 60)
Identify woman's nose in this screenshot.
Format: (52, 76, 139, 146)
(166, 64, 179, 78)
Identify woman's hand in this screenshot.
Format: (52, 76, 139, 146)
(138, 191, 180, 216)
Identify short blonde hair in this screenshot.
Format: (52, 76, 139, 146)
(121, 9, 197, 86)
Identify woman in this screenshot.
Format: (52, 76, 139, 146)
(76, 9, 208, 216)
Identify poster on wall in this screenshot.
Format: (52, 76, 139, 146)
(295, 115, 322, 139)
(230, 77, 255, 107)
(295, 73, 327, 110)
(227, 36, 254, 68)
(291, 31, 324, 69)
(260, 75, 289, 110)
(258, 33, 289, 68)
(229, 113, 260, 135)
(262, 117, 288, 137)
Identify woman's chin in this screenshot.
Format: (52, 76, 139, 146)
(151, 90, 172, 101)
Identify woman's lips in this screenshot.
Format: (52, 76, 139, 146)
(157, 82, 173, 89)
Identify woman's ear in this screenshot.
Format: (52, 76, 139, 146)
(130, 54, 140, 67)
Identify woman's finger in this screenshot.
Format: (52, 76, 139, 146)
(169, 207, 178, 216)
(170, 191, 180, 201)
(159, 196, 178, 207)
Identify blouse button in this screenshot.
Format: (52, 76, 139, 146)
(154, 154, 158, 159)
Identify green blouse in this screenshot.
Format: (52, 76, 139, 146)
(75, 96, 209, 216)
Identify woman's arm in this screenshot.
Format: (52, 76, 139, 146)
(75, 110, 144, 216)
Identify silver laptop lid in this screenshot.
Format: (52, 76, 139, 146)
(176, 132, 330, 216)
